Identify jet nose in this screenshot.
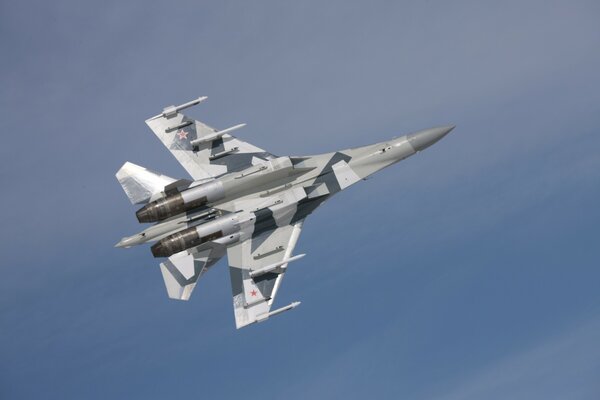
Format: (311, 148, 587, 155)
(407, 125, 455, 152)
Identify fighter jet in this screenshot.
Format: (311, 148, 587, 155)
(116, 96, 453, 329)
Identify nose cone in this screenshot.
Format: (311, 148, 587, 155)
(407, 125, 454, 152)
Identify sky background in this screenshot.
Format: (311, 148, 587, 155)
(1, 1, 599, 399)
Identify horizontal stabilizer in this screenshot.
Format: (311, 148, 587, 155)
(160, 245, 225, 301)
(116, 162, 176, 205)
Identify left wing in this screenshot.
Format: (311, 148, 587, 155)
(146, 97, 275, 180)
(227, 221, 304, 329)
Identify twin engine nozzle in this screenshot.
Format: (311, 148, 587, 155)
(136, 180, 226, 223)
(137, 157, 298, 224)
(151, 213, 241, 258)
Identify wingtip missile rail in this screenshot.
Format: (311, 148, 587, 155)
(255, 301, 301, 323)
(149, 96, 208, 120)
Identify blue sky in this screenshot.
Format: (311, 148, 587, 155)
(1, 1, 599, 399)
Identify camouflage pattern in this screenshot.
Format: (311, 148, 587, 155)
(116, 97, 454, 329)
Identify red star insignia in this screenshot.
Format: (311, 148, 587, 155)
(250, 290, 257, 297)
(176, 130, 188, 140)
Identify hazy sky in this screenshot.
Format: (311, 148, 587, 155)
(1, 1, 599, 399)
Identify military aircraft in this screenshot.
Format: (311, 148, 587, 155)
(116, 96, 453, 329)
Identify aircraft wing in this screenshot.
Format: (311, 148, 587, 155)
(146, 99, 275, 180)
(160, 242, 227, 301)
(227, 220, 304, 329)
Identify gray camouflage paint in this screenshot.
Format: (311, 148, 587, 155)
(116, 99, 454, 328)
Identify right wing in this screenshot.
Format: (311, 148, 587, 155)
(225, 186, 328, 328)
(160, 242, 226, 301)
(146, 98, 275, 180)
(227, 221, 304, 329)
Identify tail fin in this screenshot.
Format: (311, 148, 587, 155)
(116, 162, 176, 205)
